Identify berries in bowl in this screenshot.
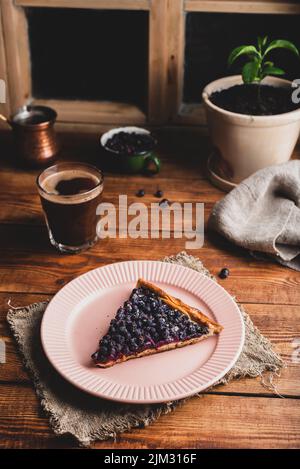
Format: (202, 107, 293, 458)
(100, 127, 161, 175)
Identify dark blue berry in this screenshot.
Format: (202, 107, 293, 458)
(136, 189, 145, 197)
(154, 189, 163, 198)
(158, 317, 166, 325)
(124, 301, 133, 312)
(131, 310, 139, 319)
(116, 307, 126, 319)
(140, 335, 146, 344)
(219, 268, 230, 279)
(115, 334, 125, 344)
(129, 339, 138, 352)
(115, 343, 123, 352)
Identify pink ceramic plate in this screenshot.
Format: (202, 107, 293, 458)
(41, 261, 245, 403)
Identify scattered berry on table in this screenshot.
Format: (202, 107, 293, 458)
(154, 189, 163, 198)
(219, 268, 230, 279)
(136, 189, 145, 197)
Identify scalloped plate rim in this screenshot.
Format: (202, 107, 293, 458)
(41, 260, 245, 404)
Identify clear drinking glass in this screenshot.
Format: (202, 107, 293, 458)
(37, 162, 104, 253)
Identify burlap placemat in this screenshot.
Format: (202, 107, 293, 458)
(7, 252, 284, 446)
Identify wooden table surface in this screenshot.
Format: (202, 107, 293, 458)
(0, 129, 299, 449)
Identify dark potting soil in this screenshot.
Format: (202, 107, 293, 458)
(209, 84, 300, 116)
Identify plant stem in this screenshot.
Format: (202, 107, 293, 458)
(257, 84, 261, 105)
(256, 60, 263, 111)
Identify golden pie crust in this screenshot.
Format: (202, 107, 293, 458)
(94, 278, 223, 368)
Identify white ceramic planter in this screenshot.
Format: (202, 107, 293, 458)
(203, 75, 300, 184)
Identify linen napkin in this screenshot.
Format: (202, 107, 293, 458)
(7, 252, 284, 447)
(208, 160, 300, 271)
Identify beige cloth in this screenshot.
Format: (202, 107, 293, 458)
(209, 160, 300, 271)
(7, 252, 284, 447)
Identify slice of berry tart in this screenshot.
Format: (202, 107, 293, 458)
(92, 278, 223, 367)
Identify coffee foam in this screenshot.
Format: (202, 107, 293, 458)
(39, 169, 103, 204)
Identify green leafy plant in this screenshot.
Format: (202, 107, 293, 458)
(228, 36, 299, 84)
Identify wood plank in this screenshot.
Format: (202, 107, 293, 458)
(176, 103, 207, 126)
(0, 223, 299, 305)
(32, 99, 146, 126)
(0, 385, 299, 448)
(185, 0, 300, 14)
(0, 171, 217, 196)
(0, 4, 10, 128)
(54, 121, 206, 133)
(1, 0, 31, 112)
(0, 196, 215, 227)
(95, 394, 300, 449)
(1, 294, 299, 396)
(221, 303, 300, 397)
(0, 151, 215, 226)
(0, 130, 299, 450)
(1, 128, 298, 178)
(15, 0, 151, 10)
(1, 105, 300, 450)
(148, 0, 168, 123)
(0, 179, 220, 225)
(165, 0, 185, 121)
(0, 128, 212, 178)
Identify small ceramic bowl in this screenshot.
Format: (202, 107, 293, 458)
(100, 126, 161, 175)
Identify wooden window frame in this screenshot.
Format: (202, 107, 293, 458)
(0, 0, 300, 131)
(176, 0, 300, 126)
(0, 4, 10, 121)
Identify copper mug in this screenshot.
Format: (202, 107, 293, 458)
(0, 105, 59, 167)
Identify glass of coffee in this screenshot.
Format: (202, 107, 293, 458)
(37, 162, 104, 253)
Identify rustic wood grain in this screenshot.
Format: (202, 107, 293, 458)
(0, 223, 299, 306)
(0, 0, 31, 112)
(0, 130, 299, 448)
(0, 385, 299, 449)
(148, 0, 168, 123)
(15, 0, 151, 10)
(0, 4, 10, 127)
(0, 128, 212, 178)
(32, 99, 147, 126)
(185, 0, 300, 14)
(165, 0, 185, 121)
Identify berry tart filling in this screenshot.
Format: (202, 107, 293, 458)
(92, 279, 223, 367)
